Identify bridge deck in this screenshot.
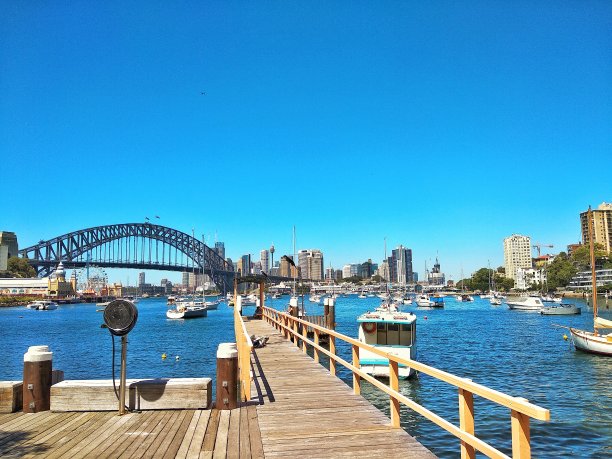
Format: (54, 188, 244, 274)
(245, 318, 435, 458)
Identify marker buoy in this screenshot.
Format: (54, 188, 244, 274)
(161, 353, 167, 360)
(175, 355, 180, 361)
(563, 334, 568, 341)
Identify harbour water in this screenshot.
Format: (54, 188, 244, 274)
(1, 295, 610, 457)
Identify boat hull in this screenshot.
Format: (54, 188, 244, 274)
(570, 328, 612, 356)
(166, 307, 207, 319)
(540, 305, 581, 315)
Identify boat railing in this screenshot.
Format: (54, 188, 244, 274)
(262, 305, 550, 459)
(233, 305, 253, 402)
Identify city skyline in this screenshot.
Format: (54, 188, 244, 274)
(2, 2, 611, 285)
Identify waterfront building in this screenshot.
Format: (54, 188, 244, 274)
(392, 245, 413, 285)
(0, 262, 76, 298)
(325, 267, 334, 280)
(298, 249, 324, 280)
(138, 272, 146, 287)
(580, 202, 612, 253)
(359, 259, 377, 279)
(214, 242, 226, 260)
(260, 249, 270, 274)
(503, 234, 532, 281)
(181, 271, 189, 287)
(568, 268, 612, 290)
(534, 255, 555, 268)
(0, 231, 18, 271)
(515, 268, 546, 291)
(427, 257, 445, 286)
(335, 269, 343, 280)
(342, 264, 352, 279)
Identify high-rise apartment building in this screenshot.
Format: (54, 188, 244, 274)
(581, 202, 612, 253)
(392, 245, 413, 285)
(298, 249, 324, 280)
(280, 255, 298, 278)
(138, 272, 146, 286)
(182, 271, 189, 287)
(260, 249, 270, 273)
(342, 264, 352, 279)
(214, 242, 225, 260)
(240, 254, 251, 276)
(503, 234, 532, 280)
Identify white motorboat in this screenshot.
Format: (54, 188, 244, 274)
(358, 292, 367, 299)
(415, 295, 434, 307)
(489, 297, 502, 306)
(26, 300, 58, 310)
(507, 296, 544, 311)
(205, 299, 220, 310)
(309, 294, 321, 304)
(357, 302, 417, 379)
(403, 297, 413, 305)
(166, 304, 207, 319)
(540, 304, 581, 315)
(121, 295, 139, 304)
(541, 294, 562, 303)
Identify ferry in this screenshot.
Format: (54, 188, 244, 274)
(26, 300, 58, 310)
(357, 302, 417, 379)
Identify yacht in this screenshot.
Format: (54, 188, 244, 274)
(357, 302, 417, 379)
(507, 296, 544, 311)
(26, 300, 58, 310)
(540, 303, 581, 315)
(166, 303, 207, 319)
(415, 295, 434, 307)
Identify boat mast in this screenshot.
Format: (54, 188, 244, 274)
(587, 206, 598, 336)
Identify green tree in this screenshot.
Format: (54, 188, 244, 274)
(546, 252, 576, 291)
(470, 268, 496, 291)
(371, 275, 385, 283)
(570, 243, 608, 270)
(7, 257, 36, 278)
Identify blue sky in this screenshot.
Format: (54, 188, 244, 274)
(1, 1, 611, 285)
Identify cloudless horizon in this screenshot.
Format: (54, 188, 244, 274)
(2, 1, 611, 285)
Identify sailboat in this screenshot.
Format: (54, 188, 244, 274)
(569, 206, 612, 356)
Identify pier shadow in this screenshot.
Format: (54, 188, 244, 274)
(0, 431, 49, 458)
(250, 348, 275, 405)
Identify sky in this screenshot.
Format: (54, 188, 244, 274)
(1, 1, 611, 285)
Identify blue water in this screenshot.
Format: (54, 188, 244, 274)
(1, 296, 611, 458)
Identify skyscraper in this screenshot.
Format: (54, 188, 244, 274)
(392, 245, 413, 285)
(580, 202, 612, 253)
(260, 249, 270, 273)
(0, 231, 18, 271)
(297, 249, 324, 280)
(503, 234, 532, 280)
(240, 254, 251, 276)
(182, 271, 189, 287)
(138, 272, 146, 286)
(214, 242, 225, 260)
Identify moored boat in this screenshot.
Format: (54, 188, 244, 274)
(540, 304, 581, 315)
(415, 294, 434, 307)
(26, 300, 58, 310)
(357, 302, 417, 379)
(166, 304, 207, 319)
(507, 296, 544, 311)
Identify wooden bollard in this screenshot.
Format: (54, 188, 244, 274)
(326, 298, 336, 330)
(216, 343, 238, 410)
(23, 345, 53, 413)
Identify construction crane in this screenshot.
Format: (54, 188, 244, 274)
(532, 242, 553, 257)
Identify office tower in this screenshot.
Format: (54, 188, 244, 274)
(138, 272, 146, 286)
(260, 249, 270, 273)
(0, 232, 18, 271)
(392, 245, 413, 285)
(214, 242, 225, 260)
(182, 271, 189, 287)
(581, 202, 612, 253)
(503, 234, 532, 280)
(240, 254, 251, 276)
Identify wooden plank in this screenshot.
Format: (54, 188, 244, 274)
(212, 410, 230, 459)
(200, 409, 219, 453)
(136, 409, 183, 459)
(119, 410, 175, 459)
(226, 409, 240, 459)
(247, 405, 264, 459)
(68, 412, 141, 459)
(186, 410, 212, 459)
(3, 412, 80, 455)
(238, 406, 250, 459)
(44, 412, 114, 459)
(160, 410, 197, 459)
(175, 410, 202, 459)
(87, 411, 157, 459)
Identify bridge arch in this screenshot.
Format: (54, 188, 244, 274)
(18, 223, 234, 291)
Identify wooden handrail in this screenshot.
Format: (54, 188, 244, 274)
(233, 306, 253, 401)
(262, 306, 550, 459)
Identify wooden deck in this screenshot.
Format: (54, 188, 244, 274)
(0, 406, 262, 458)
(0, 318, 435, 458)
(245, 318, 435, 458)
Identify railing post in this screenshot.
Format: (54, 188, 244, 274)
(459, 384, 475, 459)
(314, 329, 320, 363)
(302, 322, 307, 353)
(511, 399, 531, 459)
(352, 344, 361, 395)
(329, 336, 336, 376)
(293, 318, 299, 347)
(389, 360, 400, 427)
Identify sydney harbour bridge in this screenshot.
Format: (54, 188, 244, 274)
(18, 223, 290, 292)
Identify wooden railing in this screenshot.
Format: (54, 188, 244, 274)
(233, 305, 253, 402)
(262, 306, 550, 459)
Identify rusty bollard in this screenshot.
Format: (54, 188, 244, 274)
(23, 345, 53, 413)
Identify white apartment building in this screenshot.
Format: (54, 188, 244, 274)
(504, 234, 532, 281)
(342, 264, 352, 279)
(515, 267, 546, 290)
